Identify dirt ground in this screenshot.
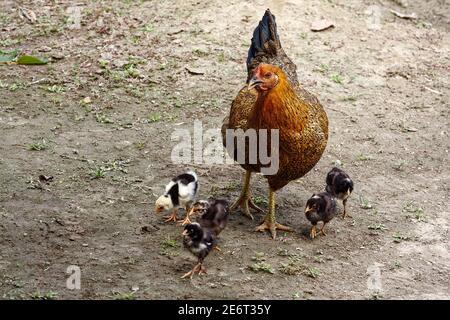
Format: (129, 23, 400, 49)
(0, 0, 449, 300)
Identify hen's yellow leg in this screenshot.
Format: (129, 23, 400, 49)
(255, 189, 293, 239)
(230, 171, 263, 220)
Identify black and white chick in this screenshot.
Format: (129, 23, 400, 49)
(304, 192, 338, 239)
(154, 171, 198, 223)
(189, 199, 229, 236)
(326, 167, 354, 219)
(181, 222, 216, 279)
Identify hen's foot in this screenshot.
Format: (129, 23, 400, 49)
(213, 245, 221, 252)
(255, 220, 293, 239)
(230, 195, 263, 220)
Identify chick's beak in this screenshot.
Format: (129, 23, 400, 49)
(182, 230, 189, 236)
(248, 76, 263, 90)
(155, 206, 163, 214)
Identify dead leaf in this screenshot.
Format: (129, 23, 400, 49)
(69, 234, 81, 241)
(311, 19, 335, 32)
(19, 7, 37, 24)
(39, 175, 54, 183)
(167, 28, 184, 36)
(38, 46, 52, 53)
(186, 67, 205, 75)
(141, 225, 159, 234)
(390, 10, 418, 20)
(81, 97, 92, 105)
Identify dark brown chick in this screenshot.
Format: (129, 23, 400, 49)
(325, 167, 354, 219)
(196, 199, 229, 237)
(304, 192, 338, 239)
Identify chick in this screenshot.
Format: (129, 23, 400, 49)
(155, 171, 198, 223)
(189, 199, 229, 236)
(325, 167, 354, 219)
(304, 192, 338, 239)
(181, 222, 216, 279)
(180, 199, 210, 226)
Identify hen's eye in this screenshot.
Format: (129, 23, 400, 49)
(264, 72, 272, 78)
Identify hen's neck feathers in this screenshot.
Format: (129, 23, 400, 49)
(252, 77, 309, 131)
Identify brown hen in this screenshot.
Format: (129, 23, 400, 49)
(221, 9, 329, 238)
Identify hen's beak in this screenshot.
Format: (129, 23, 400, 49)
(304, 206, 313, 213)
(248, 76, 263, 90)
(155, 207, 163, 214)
(182, 230, 189, 236)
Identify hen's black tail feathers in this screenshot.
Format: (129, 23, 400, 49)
(247, 9, 280, 71)
(246, 9, 298, 85)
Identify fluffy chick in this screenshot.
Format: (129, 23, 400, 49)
(181, 222, 216, 279)
(325, 167, 354, 219)
(189, 199, 229, 236)
(155, 171, 198, 223)
(304, 192, 338, 239)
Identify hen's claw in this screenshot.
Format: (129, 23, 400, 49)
(230, 195, 262, 220)
(230, 171, 262, 220)
(255, 220, 293, 239)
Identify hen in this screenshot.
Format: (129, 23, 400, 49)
(221, 10, 329, 238)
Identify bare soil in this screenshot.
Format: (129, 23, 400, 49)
(0, 0, 449, 300)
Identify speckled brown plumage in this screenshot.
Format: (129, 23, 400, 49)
(221, 11, 328, 192)
(221, 9, 329, 238)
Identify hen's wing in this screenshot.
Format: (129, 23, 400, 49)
(221, 88, 258, 170)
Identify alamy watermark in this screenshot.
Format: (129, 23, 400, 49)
(170, 120, 279, 175)
(66, 265, 81, 290)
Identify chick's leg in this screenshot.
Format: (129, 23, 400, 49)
(318, 222, 327, 236)
(230, 171, 263, 220)
(179, 203, 193, 226)
(310, 225, 317, 239)
(342, 199, 352, 219)
(181, 262, 207, 279)
(163, 209, 178, 223)
(255, 189, 293, 239)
